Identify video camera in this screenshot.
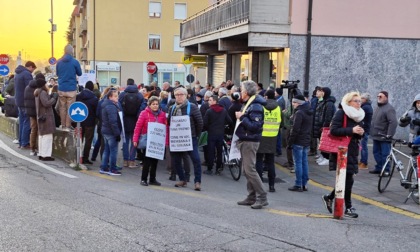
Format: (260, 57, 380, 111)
(281, 79, 302, 98)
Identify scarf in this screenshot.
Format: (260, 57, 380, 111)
(173, 100, 188, 116)
(341, 101, 365, 122)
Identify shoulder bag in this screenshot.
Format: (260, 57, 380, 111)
(319, 115, 351, 153)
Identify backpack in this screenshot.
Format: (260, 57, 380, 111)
(4, 97, 18, 118)
(122, 92, 141, 116)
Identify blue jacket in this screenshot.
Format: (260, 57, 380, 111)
(14, 65, 33, 107)
(235, 95, 266, 142)
(57, 54, 82, 92)
(361, 101, 373, 134)
(76, 89, 98, 127)
(118, 85, 144, 133)
(101, 98, 122, 137)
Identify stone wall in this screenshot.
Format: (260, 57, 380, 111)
(0, 115, 77, 163)
(288, 35, 420, 139)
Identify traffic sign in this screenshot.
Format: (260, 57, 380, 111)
(182, 55, 207, 64)
(0, 54, 9, 65)
(146, 62, 157, 74)
(186, 74, 195, 84)
(48, 57, 57, 65)
(0, 65, 10, 76)
(68, 102, 88, 123)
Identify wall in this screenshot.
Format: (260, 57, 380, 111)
(291, 0, 420, 39)
(288, 35, 420, 139)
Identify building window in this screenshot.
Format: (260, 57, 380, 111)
(173, 35, 183, 52)
(174, 3, 187, 20)
(149, 34, 161, 50)
(149, 2, 161, 18)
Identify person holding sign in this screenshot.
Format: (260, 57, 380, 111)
(168, 87, 203, 191)
(133, 96, 167, 186)
(235, 80, 268, 209)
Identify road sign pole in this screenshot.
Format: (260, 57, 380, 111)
(75, 122, 82, 166)
(333, 147, 348, 220)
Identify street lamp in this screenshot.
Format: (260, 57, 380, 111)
(49, 0, 56, 57)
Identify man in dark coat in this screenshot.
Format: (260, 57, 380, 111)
(24, 73, 44, 155)
(14, 61, 36, 148)
(76, 81, 99, 164)
(256, 90, 281, 192)
(359, 93, 373, 169)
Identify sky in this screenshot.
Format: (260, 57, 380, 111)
(0, 0, 74, 63)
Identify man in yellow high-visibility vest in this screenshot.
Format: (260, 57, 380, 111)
(256, 89, 281, 192)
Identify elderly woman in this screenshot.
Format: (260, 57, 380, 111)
(322, 91, 365, 218)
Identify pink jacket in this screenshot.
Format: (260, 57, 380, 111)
(133, 107, 168, 145)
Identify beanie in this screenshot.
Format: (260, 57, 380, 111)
(85, 81, 94, 91)
(275, 88, 283, 96)
(379, 91, 388, 98)
(292, 94, 306, 105)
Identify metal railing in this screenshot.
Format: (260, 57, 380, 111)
(180, 0, 249, 40)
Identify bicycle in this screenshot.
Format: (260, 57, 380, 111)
(377, 135, 419, 204)
(219, 134, 242, 181)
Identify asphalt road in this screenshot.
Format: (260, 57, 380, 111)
(0, 133, 419, 251)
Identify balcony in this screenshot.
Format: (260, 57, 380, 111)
(80, 48, 88, 61)
(180, 0, 290, 51)
(80, 19, 87, 32)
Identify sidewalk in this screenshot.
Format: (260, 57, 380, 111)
(274, 144, 420, 215)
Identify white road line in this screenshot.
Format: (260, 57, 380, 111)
(0, 140, 77, 179)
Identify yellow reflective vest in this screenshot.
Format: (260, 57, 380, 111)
(262, 106, 281, 137)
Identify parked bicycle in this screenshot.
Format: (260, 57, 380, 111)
(377, 135, 419, 204)
(218, 134, 242, 181)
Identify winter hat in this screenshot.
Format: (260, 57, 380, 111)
(292, 94, 306, 105)
(321, 87, 331, 99)
(275, 88, 283, 96)
(265, 89, 275, 99)
(35, 73, 45, 80)
(231, 92, 240, 101)
(36, 78, 47, 88)
(85, 81, 94, 91)
(379, 91, 388, 98)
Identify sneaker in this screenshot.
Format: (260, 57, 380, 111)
(149, 180, 161, 186)
(30, 151, 37, 156)
(99, 169, 110, 174)
(303, 186, 308, 191)
(316, 156, 324, 162)
(140, 180, 148, 186)
(123, 160, 129, 167)
(42, 157, 55, 161)
(359, 162, 368, 169)
(381, 171, 390, 177)
(194, 182, 201, 191)
(314, 154, 321, 159)
(289, 168, 295, 173)
(318, 159, 329, 166)
(322, 195, 333, 213)
(237, 199, 256, 206)
(344, 207, 358, 218)
(288, 185, 303, 192)
(128, 161, 137, 168)
(12, 139, 19, 144)
(108, 170, 122, 176)
(369, 170, 381, 174)
(114, 166, 122, 171)
(269, 185, 275, 192)
(251, 200, 269, 209)
(83, 159, 93, 165)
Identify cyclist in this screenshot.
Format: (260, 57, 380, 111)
(399, 93, 420, 143)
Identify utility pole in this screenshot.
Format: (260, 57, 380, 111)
(49, 0, 56, 58)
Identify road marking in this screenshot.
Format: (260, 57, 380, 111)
(0, 139, 77, 179)
(267, 209, 331, 218)
(275, 163, 420, 220)
(80, 170, 117, 181)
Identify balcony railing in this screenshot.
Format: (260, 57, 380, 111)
(180, 0, 249, 41)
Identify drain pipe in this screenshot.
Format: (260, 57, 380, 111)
(304, 0, 313, 91)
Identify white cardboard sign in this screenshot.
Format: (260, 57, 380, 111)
(169, 115, 193, 152)
(145, 122, 166, 160)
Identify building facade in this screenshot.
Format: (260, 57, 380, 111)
(70, 0, 210, 88)
(180, 0, 420, 138)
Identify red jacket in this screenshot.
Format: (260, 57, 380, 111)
(133, 106, 168, 145)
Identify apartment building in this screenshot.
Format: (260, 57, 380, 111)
(70, 0, 209, 87)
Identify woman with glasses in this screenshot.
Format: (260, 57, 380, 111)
(322, 91, 365, 218)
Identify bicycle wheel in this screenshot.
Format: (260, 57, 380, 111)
(407, 165, 419, 204)
(378, 156, 396, 193)
(229, 158, 242, 181)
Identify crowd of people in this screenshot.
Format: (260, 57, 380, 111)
(2, 44, 420, 217)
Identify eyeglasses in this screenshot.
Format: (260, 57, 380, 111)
(351, 99, 362, 103)
(174, 94, 185, 97)
(377, 95, 384, 98)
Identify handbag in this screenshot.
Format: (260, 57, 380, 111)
(319, 115, 351, 153)
(198, 131, 208, 147)
(138, 134, 147, 149)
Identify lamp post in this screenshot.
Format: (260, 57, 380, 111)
(49, 0, 56, 58)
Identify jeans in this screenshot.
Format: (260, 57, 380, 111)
(276, 131, 282, 155)
(256, 153, 276, 186)
(123, 132, 136, 161)
(292, 144, 309, 187)
(206, 134, 223, 171)
(360, 133, 369, 164)
(171, 137, 201, 183)
(91, 133, 102, 161)
(18, 107, 31, 147)
(373, 140, 391, 172)
(101, 134, 119, 170)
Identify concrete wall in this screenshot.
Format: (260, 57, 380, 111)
(0, 115, 77, 163)
(288, 35, 420, 139)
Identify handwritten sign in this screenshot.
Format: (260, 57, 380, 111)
(169, 115, 192, 152)
(145, 122, 166, 160)
(78, 73, 96, 87)
(229, 121, 242, 160)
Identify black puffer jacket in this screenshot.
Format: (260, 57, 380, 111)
(329, 109, 363, 175)
(76, 89, 98, 127)
(203, 104, 233, 136)
(313, 95, 336, 138)
(288, 102, 313, 147)
(168, 101, 203, 138)
(235, 95, 266, 142)
(23, 80, 38, 117)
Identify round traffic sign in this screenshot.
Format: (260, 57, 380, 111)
(0, 65, 10, 76)
(186, 74, 195, 84)
(48, 57, 57, 65)
(0, 54, 9, 65)
(146, 62, 157, 74)
(68, 102, 89, 123)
